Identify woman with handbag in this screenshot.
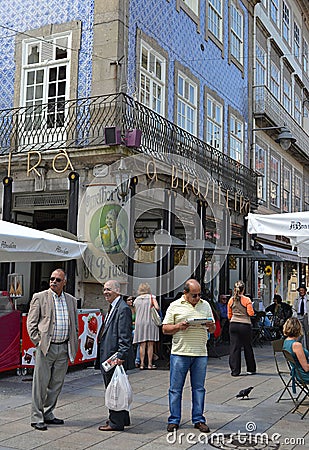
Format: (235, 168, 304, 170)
(133, 282, 160, 370)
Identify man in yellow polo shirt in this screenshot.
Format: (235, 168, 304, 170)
(163, 279, 215, 433)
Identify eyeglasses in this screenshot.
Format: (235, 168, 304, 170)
(190, 293, 201, 298)
(50, 277, 64, 282)
(103, 287, 112, 292)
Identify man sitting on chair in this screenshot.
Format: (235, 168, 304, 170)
(265, 294, 292, 336)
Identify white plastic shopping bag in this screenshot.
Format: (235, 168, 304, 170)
(105, 365, 133, 411)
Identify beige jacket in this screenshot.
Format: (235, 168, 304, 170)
(27, 289, 78, 362)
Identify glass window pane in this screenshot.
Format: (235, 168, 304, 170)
(49, 68, 57, 82)
(56, 46, 67, 60)
(142, 47, 148, 69)
(27, 71, 35, 85)
(155, 60, 162, 80)
(36, 70, 44, 84)
(28, 45, 39, 64)
(58, 81, 66, 96)
(48, 83, 56, 98)
(26, 86, 34, 101)
(59, 66, 66, 80)
(35, 85, 43, 99)
(178, 76, 184, 95)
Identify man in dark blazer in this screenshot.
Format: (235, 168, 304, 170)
(97, 279, 133, 431)
(27, 269, 78, 431)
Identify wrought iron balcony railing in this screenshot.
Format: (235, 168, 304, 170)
(0, 92, 258, 201)
(253, 85, 309, 158)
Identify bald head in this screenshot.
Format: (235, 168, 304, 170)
(183, 279, 201, 307)
(103, 279, 120, 304)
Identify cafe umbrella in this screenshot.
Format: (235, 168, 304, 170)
(0, 220, 87, 262)
(247, 211, 309, 257)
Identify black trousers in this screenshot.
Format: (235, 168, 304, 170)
(229, 322, 256, 376)
(103, 367, 130, 430)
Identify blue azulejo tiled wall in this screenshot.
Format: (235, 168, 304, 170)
(127, 0, 250, 159)
(0, 0, 94, 110)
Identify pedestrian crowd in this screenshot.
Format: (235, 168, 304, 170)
(26, 272, 309, 434)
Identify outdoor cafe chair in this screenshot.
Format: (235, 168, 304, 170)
(272, 339, 302, 405)
(252, 311, 266, 346)
(282, 349, 309, 420)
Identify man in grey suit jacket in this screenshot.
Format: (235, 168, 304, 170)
(97, 279, 133, 432)
(27, 269, 78, 431)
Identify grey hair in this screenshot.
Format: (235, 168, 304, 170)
(52, 268, 67, 281)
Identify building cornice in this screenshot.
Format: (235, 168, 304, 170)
(243, 0, 261, 15)
(296, 0, 309, 20)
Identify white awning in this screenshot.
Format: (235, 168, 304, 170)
(247, 212, 309, 258)
(261, 243, 307, 263)
(0, 220, 87, 262)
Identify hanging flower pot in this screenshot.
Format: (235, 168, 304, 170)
(264, 265, 272, 276)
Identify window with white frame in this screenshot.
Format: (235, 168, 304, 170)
(294, 93, 302, 125)
(270, 0, 279, 26)
(270, 155, 280, 207)
(177, 72, 197, 135)
(294, 22, 300, 60)
(305, 182, 309, 211)
(22, 33, 71, 131)
(208, 0, 223, 42)
(283, 78, 291, 113)
(255, 145, 266, 201)
(270, 62, 280, 98)
(182, 0, 198, 15)
(255, 43, 266, 86)
(294, 174, 302, 212)
(283, 166, 291, 212)
(229, 115, 243, 163)
(206, 96, 222, 151)
(139, 42, 166, 116)
(303, 39, 309, 75)
(230, 2, 243, 63)
(282, 2, 290, 44)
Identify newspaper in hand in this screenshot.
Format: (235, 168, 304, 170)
(102, 352, 118, 372)
(186, 318, 214, 327)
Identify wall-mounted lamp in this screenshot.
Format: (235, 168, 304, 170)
(115, 158, 132, 200)
(252, 125, 296, 150)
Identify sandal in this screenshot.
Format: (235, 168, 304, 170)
(140, 365, 144, 370)
(148, 365, 157, 370)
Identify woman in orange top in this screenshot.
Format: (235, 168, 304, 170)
(227, 280, 256, 377)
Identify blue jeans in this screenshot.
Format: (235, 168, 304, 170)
(168, 354, 208, 425)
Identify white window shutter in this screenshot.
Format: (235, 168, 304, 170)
(41, 41, 53, 62)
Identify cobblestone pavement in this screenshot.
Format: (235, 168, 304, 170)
(0, 343, 308, 450)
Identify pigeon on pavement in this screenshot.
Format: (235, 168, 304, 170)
(236, 386, 254, 399)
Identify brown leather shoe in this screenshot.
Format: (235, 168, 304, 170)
(194, 422, 210, 433)
(167, 423, 179, 432)
(98, 424, 123, 431)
